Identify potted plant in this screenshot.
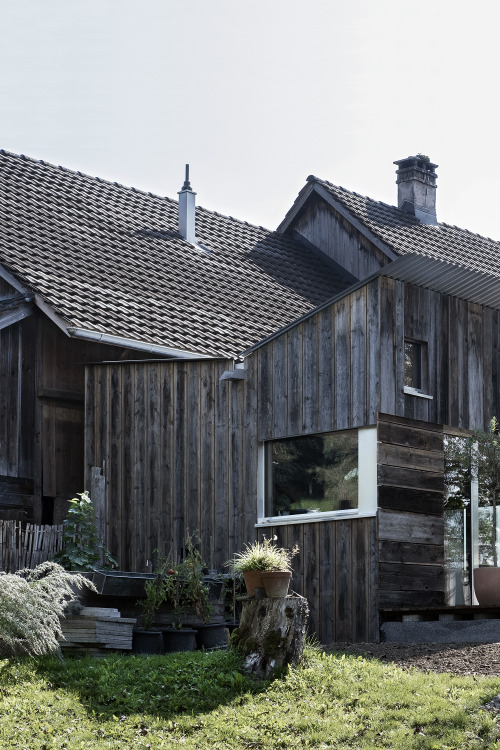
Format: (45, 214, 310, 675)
(179, 537, 228, 649)
(227, 537, 298, 597)
(132, 571, 165, 653)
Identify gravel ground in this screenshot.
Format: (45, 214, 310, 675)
(326, 642, 500, 677)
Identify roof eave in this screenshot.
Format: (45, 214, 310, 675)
(66, 327, 215, 359)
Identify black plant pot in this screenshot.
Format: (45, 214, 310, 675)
(195, 623, 228, 650)
(132, 630, 163, 654)
(162, 628, 198, 653)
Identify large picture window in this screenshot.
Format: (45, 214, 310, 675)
(265, 429, 358, 517)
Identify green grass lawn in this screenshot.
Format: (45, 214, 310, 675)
(1, 646, 500, 749)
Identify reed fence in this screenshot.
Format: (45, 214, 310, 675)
(0, 521, 63, 572)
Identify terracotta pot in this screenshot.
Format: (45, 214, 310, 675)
(261, 570, 292, 597)
(242, 569, 264, 596)
(474, 567, 500, 605)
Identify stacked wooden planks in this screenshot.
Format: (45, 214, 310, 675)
(59, 607, 136, 656)
(0, 520, 63, 572)
(377, 412, 445, 609)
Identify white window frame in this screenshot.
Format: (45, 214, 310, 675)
(256, 425, 378, 527)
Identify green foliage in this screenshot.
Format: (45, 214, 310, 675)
(0, 562, 95, 657)
(54, 490, 117, 571)
(445, 418, 500, 565)
(1, 648, 500, 748)
(227, 536, 299, 573)
(139, 574, 167, 631)
(138, 534, 212, 629)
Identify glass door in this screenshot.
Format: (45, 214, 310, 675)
(444, 432, 500, 606)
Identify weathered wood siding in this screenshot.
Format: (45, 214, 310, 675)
(377, 413, 445, 608)
(0, 311, 133, 523)
(84, 276, 500, 641)
(292, 194, 392, 280)
(260, 518, 378, 643)
(257, 279, 381, 438)
(86, 359, 257, 572)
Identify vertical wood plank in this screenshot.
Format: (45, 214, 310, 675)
(379, 277, 396, 415)
(335, 297, 350, 429)
(468, 303, 484, 429)
(287, 326, 303, 436)
(160, 364, 174, 560)
(173, 363, 187, 559)
(302, 522, 320, 636)
(109, 365, 122, 563)
(147, 363, 161, 566)
(483, 307, 494, 426)
(367, 279, 380, 425)
(257, 346, 273, 440)
(303, 318, 318, 434)
(122, 364, 134, 570)
(334, 520, 352, 641)
(200, 362, 215, 567)
(317, 306, 334, 433)
(273, 337, 287, 437)
(350, 287, 366, 427)
(214, 361, 230, 569)
(186, 361, 201, 538)
(243, 356, 259, 552)
(319, 522, 335, 644)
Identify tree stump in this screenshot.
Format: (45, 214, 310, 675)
(234, 594, 309, 677)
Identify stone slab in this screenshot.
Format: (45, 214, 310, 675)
(381, 619, 500, 644)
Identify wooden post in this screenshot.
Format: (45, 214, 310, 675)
(90, 466, 106, 566)
(234, 594, 309, 677)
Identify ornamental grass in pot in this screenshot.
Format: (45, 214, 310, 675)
(227, 537, 298, 597)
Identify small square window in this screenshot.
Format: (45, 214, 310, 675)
(404, 340, 422, 389)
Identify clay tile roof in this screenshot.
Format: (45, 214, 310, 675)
(307, 176, 500, 278)
(0, 151, 350, 357)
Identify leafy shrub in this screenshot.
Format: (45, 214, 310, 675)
(54, 490, 117, 571)
(0, 562, 95, 657)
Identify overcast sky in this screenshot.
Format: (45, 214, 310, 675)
(1, 0, 499, 239)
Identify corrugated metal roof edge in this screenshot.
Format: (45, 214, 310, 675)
(239, 254, 500, 357)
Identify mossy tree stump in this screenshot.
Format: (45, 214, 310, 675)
(234, 594, 309, 677)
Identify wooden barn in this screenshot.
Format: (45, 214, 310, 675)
(2, 151, 500, 641)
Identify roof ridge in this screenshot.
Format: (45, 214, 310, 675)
(437, 220, 500, 244)
(0, 148, 274, 234)
(0, 147, 178, 206)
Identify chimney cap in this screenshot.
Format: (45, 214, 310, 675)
(180, 164, 193, 193)
(394, 155, 438, 173)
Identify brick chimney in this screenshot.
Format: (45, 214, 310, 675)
(178, 164, 196, 243)
(394, 155, 438, 225)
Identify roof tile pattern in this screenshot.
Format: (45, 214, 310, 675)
(0, 152, 348, 357)
(309, 176, 500, 277)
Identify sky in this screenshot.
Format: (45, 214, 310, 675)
(1, 0, 500, 239)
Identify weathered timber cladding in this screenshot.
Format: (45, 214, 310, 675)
(293, 195, 391, 280)
(84, 277, 500, 641)
(256, 277, 500, 440)
(0, 310, 141, 523)
(86, 358, 253, 571)
(259, 518, 378, 643)
(257, 280, 381, 439)
(409, 288, 500, 428)
(377, 413, 445, 609)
